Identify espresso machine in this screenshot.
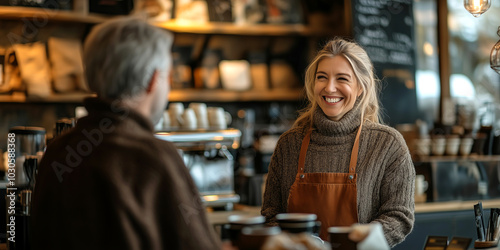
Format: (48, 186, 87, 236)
(155, 128, 241, 210)
(5, 126, 46, 250)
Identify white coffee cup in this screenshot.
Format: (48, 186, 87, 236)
(162, 110, 170, 129)
(182, 108, 197, 130)
(445, 136, 461, 156)
(168, 103, 184, 128)
(415, 175, 428, 195)
(459, 137, 474, 156)
(189, 103, 209, 129)
(208, 107, 227, 129)
(431, 136, 446, 156)
(413, 138, 431, 157)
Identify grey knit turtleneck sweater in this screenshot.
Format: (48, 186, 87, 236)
(261, 104, 415, 247)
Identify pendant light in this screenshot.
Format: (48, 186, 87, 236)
(491, 27, 500, 74)
(464, 0, 491, 17)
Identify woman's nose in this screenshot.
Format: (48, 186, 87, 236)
(324, 80, 337, 93)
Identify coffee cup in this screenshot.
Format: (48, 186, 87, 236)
(237, 226, 281, 250)
(208, 107, 228, 129)
(168, 103, 184, 129)
(413, 138, 431, 157)
(182, 108, 197, 130)
(328, 226, 357, 250)
(188, 103, 209, 129)
(431, 136, 446, 156)
(276, 213, 320, 236)
(225, 215, 265, 246)
(415, 175, 428, 196)
(459, 137, 474, 156)
(445, 135, 460, 156)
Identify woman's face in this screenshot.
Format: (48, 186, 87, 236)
(314, 55, 362, 121)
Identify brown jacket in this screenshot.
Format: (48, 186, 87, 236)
(31, 98, 220, 250)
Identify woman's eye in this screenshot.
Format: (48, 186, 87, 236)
(316, 75, 327, 80)
(338, 77, 348, 82)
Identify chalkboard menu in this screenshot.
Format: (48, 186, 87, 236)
(351, 0, 418, 126)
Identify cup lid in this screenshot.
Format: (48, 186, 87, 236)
(276, 213, 317, 221)
(228, 215, 265, 225)
(241, 226, 281, 236)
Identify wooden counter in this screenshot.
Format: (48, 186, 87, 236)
(207, 199, 500, 226)
(206, 204, 261, 226)
(415, 199, 500, 213)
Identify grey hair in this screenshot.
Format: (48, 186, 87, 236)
(83, 16, 173, 99)
(294, 38, 381, 128)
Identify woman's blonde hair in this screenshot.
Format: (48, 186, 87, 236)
(294, 38, 381, 128)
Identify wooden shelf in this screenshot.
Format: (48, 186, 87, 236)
(155, 20, 331, 36)
(415, 155, 500, 163)
(0, 7, 333, 36)
(0, 6, 109, 23)
(0, 92, 95, 103)
(168, 88, 305, 102)
(0, 89, 304, 103)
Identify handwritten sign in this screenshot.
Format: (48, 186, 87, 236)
(352, 0, 418, 125)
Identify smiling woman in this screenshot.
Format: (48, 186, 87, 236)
(261, 38, 416, 247)
(313, 56, 363, 121)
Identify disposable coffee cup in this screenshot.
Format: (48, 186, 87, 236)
(237, 226, 281, 250)
(225, 215, 265, 246)
(328, 226, 357, 250)
(276, 213, 320, 235)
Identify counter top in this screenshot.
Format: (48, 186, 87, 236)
(414, 199, 500, 213)
(206, 204, 261, 225)
(207, 199, 500, 225)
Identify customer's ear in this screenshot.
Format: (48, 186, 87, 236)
(146, 70, 160, 94)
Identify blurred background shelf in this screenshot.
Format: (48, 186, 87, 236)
(0, 93, 95, 103)
(0, 89, 304, 103)
(168, 88, 305, 102)
(155, 20, 332, 36)
(0, 7, 332, 37)
(415, 155, 500, 163)
(0, 6, 109, 23)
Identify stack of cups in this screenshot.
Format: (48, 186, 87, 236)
(445, 135, 461, 156)
(413, 136, 431, 157)
(168, 103, 184, 129)
(431, 135, 446, 156)
(208, 107, 229, 129)
(189, 103, 209, 129)
(182, 108, 197, 130)
(459, 136, 474, 156)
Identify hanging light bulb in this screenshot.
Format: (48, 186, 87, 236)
(491, 27, 500, 74)
(464, 0, 491, 17)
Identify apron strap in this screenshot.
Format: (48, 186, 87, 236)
(297, 129, 312, 174)
(349, 122, 363, 173)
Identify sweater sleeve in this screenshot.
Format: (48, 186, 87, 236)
(261, 137, 285, 226)
(372, 137, 415, 247)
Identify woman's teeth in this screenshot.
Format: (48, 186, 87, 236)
(325, 97, 342, 103)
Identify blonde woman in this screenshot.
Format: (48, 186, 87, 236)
(261, 38, 415, 247)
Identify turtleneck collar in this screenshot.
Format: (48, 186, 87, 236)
(312, 98, 362, 137)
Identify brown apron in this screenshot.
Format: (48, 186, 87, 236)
(287, 122, 363, 240)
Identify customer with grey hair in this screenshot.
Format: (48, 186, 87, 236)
(261, 38, 415, 247)
(31, 17, 221, 249)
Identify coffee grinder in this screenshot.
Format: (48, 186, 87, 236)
(6, 126, 45, 250)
